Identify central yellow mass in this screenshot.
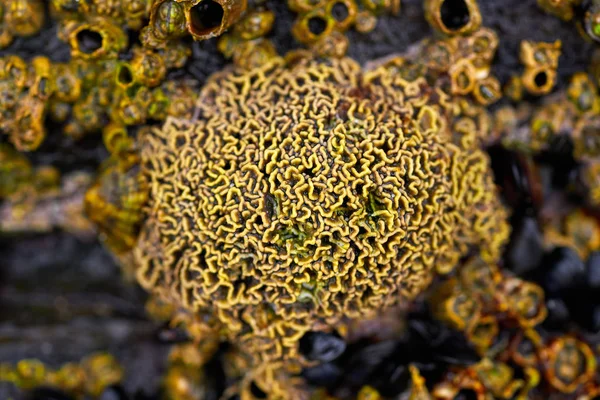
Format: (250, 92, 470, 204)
(101, 55, 508, 376)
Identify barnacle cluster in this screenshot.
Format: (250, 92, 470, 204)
(430, 27, 502, 106)
(428, 259, 598, 399)
(0, 0, 251, 152)
(0, 43, 196, 151)
(538, 0, 600, 43)
(217, 8, 278, 69)
(431, 258, 548, 353)
(424, 0, 481, 36)
(0, 55, 53, 151)
(289, 0, 400, 53)
(0, 353, 123, 398)
(492, 51, 600, 209)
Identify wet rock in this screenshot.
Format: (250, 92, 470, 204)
(28, 387, 74, 400)
(299, 332, 346, 363)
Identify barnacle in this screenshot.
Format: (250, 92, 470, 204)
(146, 0, 188, 44)
(430, 279, 482, 331)
(0, 4, 13, 49)
(292, 5, 342, 45)
(356, 385, 381, 400)
(85, 49, 509, 392)
(543, 336, 596, 393)
(511, 329, 543, 368)
(0, 143, 33, 199)
(466, 315, 498, 352)
(12, 96, 47, 151)
(544, 209, 600, 260)
(424, 0, 482, 36)
(64, 19, 128, 61)
(520, 40, 562, 96)
(475, 359, 524, 399)
(311, 30, 350, 58)
(84, 151, 149, 254)
(0, 0, 45, 49)
(499, 277, 547, 328)
(183, 0, 248, 40)
(218, 8, 278, 69)
(0, 55, 51, 150)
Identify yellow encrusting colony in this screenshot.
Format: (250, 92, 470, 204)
(87, 50, 511, 389)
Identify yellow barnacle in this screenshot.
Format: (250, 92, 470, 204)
(84, 151, 149, 254)
(357, 385, 381, 400)
(234, 9, 275, 40)
(130, 47, 167, 87)
(292, 8, 335, 44)
(543, 337, 597, 393)
(52, 63, 81, 103)
(67, 19, 128, 60)
(2, 55, 28, 89)
(5, 0, 44, 37)
(12, 96, 46, 151)
(520, 40, 562, 96)
(537, 0, 577, 21)
(424, 0, 482, 36)
(14, 359, 46, 389)
(103, 123, 133, 155)
(81, 353, 124, 397)
(29, 56, 55, 100)
(0, 3, 14, 49)
(472, 76, 501, 106)
(567, 72, 600, 114)
(149, 0, 187, 40)
(500, 277, 547, 328)
(232, 38, 279, 69)
(0, 143, 33, 198)
(183, 0, 248, 41)
(522, 66, 558, 95)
